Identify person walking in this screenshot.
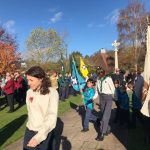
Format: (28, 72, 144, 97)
(80, 78, 97, 132)
(93, 68, 115, 141)
(23, 66, 59, 150)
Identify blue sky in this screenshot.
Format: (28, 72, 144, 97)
(0, 0, 150, 57)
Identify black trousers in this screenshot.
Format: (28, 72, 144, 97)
(15, 88, 23, 105)
(7, 93, 14, 111)
(23, 128, 55, 150)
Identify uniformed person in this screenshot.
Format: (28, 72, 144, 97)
(93, 68, 115, 141)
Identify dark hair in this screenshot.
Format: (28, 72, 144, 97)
(87, 78, 95, 86)
(25, 66, 51, 95)
(114, 80, 120, 85)
(96, 68, 105, 76)
(120, 85, 126, 92)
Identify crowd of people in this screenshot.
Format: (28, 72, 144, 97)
(0, 66, 150, 149)
(0, 71, 28, 112)
(0, 70, 77, 112)
(79, 67, 150, 143)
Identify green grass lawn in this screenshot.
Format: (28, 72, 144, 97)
(0, 95, 82, 150)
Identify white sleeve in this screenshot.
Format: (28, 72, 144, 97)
(33, 89, 59, 144)
(93, 81, 99, 99)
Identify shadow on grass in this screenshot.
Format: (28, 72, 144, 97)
(109, 109, 128, 149)
(0, 114, 27, 146)
(54, 117, 71, 150)
(111, 109, 150, 150)
(14, 102, 25, 112)
(0, 105, 7, 111)
(127, 115, 150, 150)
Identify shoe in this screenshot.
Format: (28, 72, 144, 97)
(104, 130, 111, 136)
(95, 133, 104, 141)
(81, 128, 89, 132)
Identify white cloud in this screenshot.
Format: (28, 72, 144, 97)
(50, 12, 63, 23)
(3, 20, 15, 33)
(105, 9, 120, 24)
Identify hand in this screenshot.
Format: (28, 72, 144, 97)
(81, 95, 84, 99)
(80, 89, 83, 93)
(27, 138, 38, 147)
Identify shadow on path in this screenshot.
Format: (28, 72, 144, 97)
(70, 102, 85, 128)
(54, 117, 71, 150)
(110, 108, 128, 149)
(70, 101, 128, 148)
(0, 114, 27, 146)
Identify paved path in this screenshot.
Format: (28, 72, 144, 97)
(5, 102, 128, 150)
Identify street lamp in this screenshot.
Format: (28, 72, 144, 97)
(112, 40, 120, 70)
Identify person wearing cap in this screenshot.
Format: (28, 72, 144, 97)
(93, 68, 115, 141)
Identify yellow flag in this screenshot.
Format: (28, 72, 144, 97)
(80, 57, 89, 78)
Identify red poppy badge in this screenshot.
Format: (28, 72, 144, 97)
(29, 97, 34, 103)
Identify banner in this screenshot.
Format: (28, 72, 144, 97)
(80, 57, 89, 78)
(71, 57, 86, 91)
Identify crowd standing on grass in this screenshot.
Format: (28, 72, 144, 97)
(0, 65, 150, 148)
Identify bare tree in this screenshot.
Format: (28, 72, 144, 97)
(117, 0, 148, 70)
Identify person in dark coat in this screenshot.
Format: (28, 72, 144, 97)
(3, 75, 15, 112)
(14, 71, 24, 106)
(131, 70, 144, 128)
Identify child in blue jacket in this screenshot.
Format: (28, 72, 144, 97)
(119, 85, 130, 126)
(80, 78, 97, 132)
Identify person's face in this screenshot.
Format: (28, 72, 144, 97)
(15, 72, 19, 78)
(99, 73, 105, 78)
(116, 70, 120, 75)
(53, 72, 57, 77)
(6, 76, 11, 81)
(26, 75, 42, 91)
(115, 83, 119, 88)
(87, 81, 93, 88)
(11, 74, 14, 78)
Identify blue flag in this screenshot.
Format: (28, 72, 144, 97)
(71, 57, 86, 91)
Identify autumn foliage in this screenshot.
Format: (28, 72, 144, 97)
(0, 27, 20, 73)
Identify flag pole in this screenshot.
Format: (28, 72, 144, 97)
(72, 55, 81, 90)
